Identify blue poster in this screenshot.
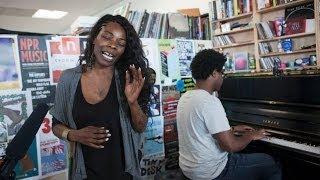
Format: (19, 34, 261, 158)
(0, 36, 21, 89)
(144, 116, 164, 156)
(40, 142, 67, 175)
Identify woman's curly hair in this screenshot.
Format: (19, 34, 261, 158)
(79, 14, 150, 114)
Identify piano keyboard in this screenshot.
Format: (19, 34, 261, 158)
(260, 137, 320, 155)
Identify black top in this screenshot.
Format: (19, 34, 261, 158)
(53, 77, 131, 180)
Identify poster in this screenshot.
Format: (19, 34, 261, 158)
(0, 90, 39, 179)
(164, 141, 179, 170)
(148, 85, 161, 117)
(140, 155, 165, 178)
(162, 85, 180, 124)
(141, 38, 161, 84)
(47, 36, 80, 84)
(194, 40, 213, 53)
(38, 113, 67, 176)
(31, 85, 56, 107)
(0, 35, 22, 90)
(158, 39, 180, 84)
(143, 116, 164, 156)
(179, 77, 195, 95)
(176, 39, 195, 78)
(17, 35, 56, 107)
(18, 36, 50, 90)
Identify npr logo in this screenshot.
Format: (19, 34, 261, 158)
(61, 37, 80, 55)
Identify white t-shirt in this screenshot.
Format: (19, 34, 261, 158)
(177, 89, 230, 180)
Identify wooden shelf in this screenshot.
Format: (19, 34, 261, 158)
(225, 67, 320, 77)
(208, 0, 319, 73)
(214, 27, 253, 36)
(260, 48, 317, 57)
(214, 41, 254, 49)
(258, 32, 315, 43)
(257, 0, 314, 14)
(212, 12, 253, 22)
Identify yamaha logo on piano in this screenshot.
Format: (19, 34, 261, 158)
(263, 119, 280, 126)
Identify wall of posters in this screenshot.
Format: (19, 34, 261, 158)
(0, 34, 213, 179)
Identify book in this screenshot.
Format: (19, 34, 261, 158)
(167, 13, 190, 39)
(233, 51, 249, 71)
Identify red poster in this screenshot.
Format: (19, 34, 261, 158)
(61, 37, 80, 55)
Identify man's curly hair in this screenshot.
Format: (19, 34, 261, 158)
(190, 49, 226, 80)
(79, 14, 150, 114)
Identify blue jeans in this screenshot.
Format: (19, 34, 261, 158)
(214, 153, 282, 180)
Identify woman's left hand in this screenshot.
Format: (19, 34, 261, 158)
(125, 64, 145, 105)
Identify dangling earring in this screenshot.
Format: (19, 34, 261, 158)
(88, 53, 94, 68)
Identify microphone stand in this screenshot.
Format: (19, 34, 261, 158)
(0, 156, 18, 180)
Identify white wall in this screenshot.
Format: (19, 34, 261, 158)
(96, 0, 210, 17)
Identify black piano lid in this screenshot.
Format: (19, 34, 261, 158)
(220, 75, 320, 106)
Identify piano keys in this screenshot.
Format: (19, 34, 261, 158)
(260, 136, 320, 155)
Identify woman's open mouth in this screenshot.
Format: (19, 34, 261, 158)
(102, 51, 115, 62)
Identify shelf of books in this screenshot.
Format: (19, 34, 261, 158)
(214, 27, 254, 36)
(258, 32, 315, 43)
(257, 0, 314, 14)
(260, 48, 317, 58)
(127, 10, 211, 40)
(209, 0, 320, 76)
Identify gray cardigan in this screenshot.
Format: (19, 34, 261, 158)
(50, 66, 144, 179)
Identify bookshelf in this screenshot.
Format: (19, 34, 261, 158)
(209, 0, 320, 74)
(213, 41, 255, 49)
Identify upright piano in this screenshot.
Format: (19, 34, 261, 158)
(219, 74, 320, 180)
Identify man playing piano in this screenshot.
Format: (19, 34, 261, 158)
(176, 49, 282, 180)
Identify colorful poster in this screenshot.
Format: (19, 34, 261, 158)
(143, 116, 164, 156)
(0, 35, 22, 90)
(40, 142, 67, 176)
(176, 39, 195, 78)
(162, 85, 180, 124)
(39, 109, 67, 176)
(179, 77, 195, 95)
(141, 38, 161, 84)
(47, 36, 80, 84)
(158, 39, 180, 85)
(194, 40, 213, 53)
(0, 90, 39, 179)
